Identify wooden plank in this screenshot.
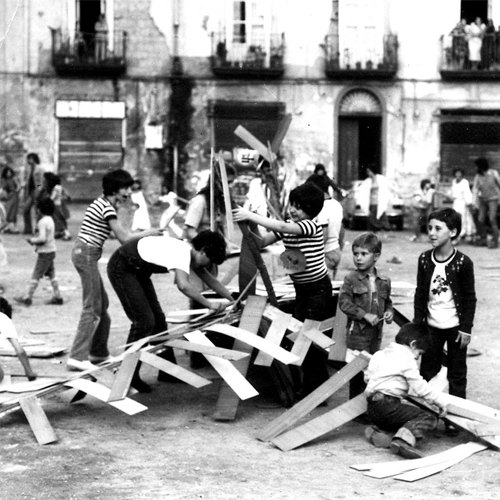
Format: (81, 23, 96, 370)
(212, 295, 267, 421)
(254, 310, 292, 367)
(164, 339, 250, 361)
(107, 351, 141, 403)
(139, 351, 211, 388)
(205, 323, 299, 365)
(289, 320, 319, 365)
(0, 378, 64, 394)
(328, 306, 348, 361)
(257, 352, 370, 442)
(65, 378, 147, 416)
(270, 113, 292, 153)
(19, 396, 58, 445)
(300, 327, 334, 350)
(263, 305, 303, 333)
(442, 393, 500, 422)
(217, 154, 235, 242)
(271, 393, 367, 451)
(234, 125, 274, 163)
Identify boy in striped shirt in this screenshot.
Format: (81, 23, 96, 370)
(233, 182, 332, 398)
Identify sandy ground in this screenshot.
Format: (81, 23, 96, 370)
(0, 204, 499, 500)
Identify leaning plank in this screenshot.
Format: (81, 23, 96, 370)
(263, 304, 303, 333)
(140, 351, 211, 388)
(328, 306, 348, 361)
(0, 378, 63, 394)
(184, 330, 258, 401)
(299, 327, 334, 350)
(218, 154, 235, 242)
(254, 309, 292, 367)
(107, 351, 141, 402)
(271, 393, 367, 451)
(442, 393, 500, 422)
(164, 339, 250, 361)
(205, 324, 299, 365)
(289, 320, 320, 365)
(19, 396, 58, 445)
(394, 442, 487, 482)
(234, 125, 274, 163)
(257, 351, 370, 442)
(65, 379, 147, 416)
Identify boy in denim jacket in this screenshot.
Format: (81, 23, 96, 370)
(339, 232, 393, 398)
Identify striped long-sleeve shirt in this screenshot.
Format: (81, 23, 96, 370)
(77, 197, 117, 248)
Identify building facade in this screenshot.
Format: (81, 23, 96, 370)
(1, 0, 500, 200)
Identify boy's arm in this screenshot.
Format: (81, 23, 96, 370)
(458, 258, 476, 334)
(413, 256, 427, 324)
(233, 207, 305, 235)
(403, 362, 448, 410)
(8, 339, 37, 381)
(383, 279, 394, 323)
(108, 218, 162, 244)
(194, 267, 235, 303)
(338, 277, 367, 321)
(29, 220, 47, 245)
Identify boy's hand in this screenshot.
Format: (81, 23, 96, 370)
(383, 311, 394, 324)
(456, 331, 471, 349)
(27, 373, 37, 382)
(438, 405, 448, 418)
(232, 207, 252, 222)
(363, 313, 379, 326)
(208, 302, 226, 314)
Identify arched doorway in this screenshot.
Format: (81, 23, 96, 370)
(337, 89, 383, 188)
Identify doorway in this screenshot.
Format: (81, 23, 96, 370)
(77, 0, 103, 53)
(460, 0, 488, 24)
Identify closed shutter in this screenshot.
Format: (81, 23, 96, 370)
(58, 118, 123, 200)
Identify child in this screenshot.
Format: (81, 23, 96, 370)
(130, 179, 151, 232)
(413, 208, 476, 408)
(410, 179, 434, 242)
(339, 232, 393, 399)
(364, 322, 448, 459)
(0, 297, 37, 382)
(67, 169, 161, 372)
(306, 174, 344, 279)
(41, 172, 71, 241)
(233, 182, 332, 397)
(14, 198, 63, 306)
(449, 169, 475, 242)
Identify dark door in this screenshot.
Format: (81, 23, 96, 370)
(338, 117, 359, 189)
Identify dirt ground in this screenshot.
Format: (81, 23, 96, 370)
(0, 204, 499, 500)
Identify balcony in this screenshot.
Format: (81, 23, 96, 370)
(440, 34, 500, 80)
(210, 32, 284, 79)
(323, 34, 398, 80)
(51, 29, 127, 78)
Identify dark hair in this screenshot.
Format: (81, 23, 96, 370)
(395, 322, 430, 351)
(133, 179, 142, 189)
(428, 207, 462, 239)
(27, 153, 40, 165)
(192, 230, 227, 265)
(306, 173, 329, 194)
(352, 232, 382, 254)
(43, 172, 61, 193)
(420, 178, 431, 190)
(37, 197, 55, 216)
(1, 165, 15, 180)
(289, 182, 324, 218)
(475, 157, 490, 175)
(102, 169, 134, 196)
(314, 163, 326, 175)
(198, 165, 237, 216)
(452, 168, 464, 177)
(0, 297, 12, 318)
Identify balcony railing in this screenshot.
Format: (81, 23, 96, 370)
(323, 34, 398, 79)
(440, 34, 500, 80)
(210, 32, 285, 79)
(51, 29, 127, 78)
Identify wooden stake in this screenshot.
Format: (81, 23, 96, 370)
(217, 154, 235, 242)
(210, 147, 215, 231)
(19, 396, 58, 445)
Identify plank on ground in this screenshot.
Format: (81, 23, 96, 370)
(271, 393, 367, 451)
(164, 339, 250, 361)
(328, 305, 348, 361)
(254, 310, 292, 367)
(19, 396, 58, 445)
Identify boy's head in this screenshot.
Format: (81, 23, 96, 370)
(102, 169, 134, 197)
(396, 322, 431, 357)
(288, 182, 324, 220)
(132, 179, 142, 191)
(428, 208, 462, 242)
(420, 178, 431, 191)
(27, 153, 40, 166)
(37, 197, 55, 216)
(351, 232, 382, 273)
(475, 157, 489, 174)
(191, 230, 227, 266)
(452, 168, 464, 180)
(313, 163, 326, 176)
(0, 297, 12, 318)
(306, 174, 329, 195)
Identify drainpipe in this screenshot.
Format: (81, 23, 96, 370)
(172, 0, 183, 75)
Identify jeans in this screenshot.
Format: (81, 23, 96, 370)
(107, 247, 168, 345)
(477, 198, 499, 244)
(69, 240, 111, 361)
(420, 325, 467, 399)
(23, 194, 37, 234)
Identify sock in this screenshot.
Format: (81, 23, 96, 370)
(50, 278, 62, 299)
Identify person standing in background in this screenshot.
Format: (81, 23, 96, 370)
(0, 165, 20, 234)
(22, 153, 44, 235)
(94, 13, 108, 62)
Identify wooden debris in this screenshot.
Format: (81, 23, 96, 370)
(19, 396, 58, 445)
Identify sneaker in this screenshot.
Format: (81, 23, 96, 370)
(389, 438, 423, 459)
(46, 297, 64, 305)
(89, 354, 122, 365)
(365, 426, 392, 448)
(14, 296, 32, 306)
(66, 358, 96, 372)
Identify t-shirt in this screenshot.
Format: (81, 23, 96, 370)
(184, 194, 223, 234)
(34, 215, 56, 253)
(316, 198, 343, 252)
(137, 234, 191, 274)
(279, 219, 327, 284)
(427, 249, 459, 329)
(77, 197, 117, 248)
(0, 312, 18, 340)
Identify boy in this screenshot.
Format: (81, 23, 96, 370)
(0, 297, 37, 382)
(68, 169, 161, 372)
(233, 182, 332, 397)
(339, 232, 393, 399)
(364, 322, 448, 460)
(14, 198, 63, 306)
(306, 174, 344, 279)
(414, 208, 476, 406)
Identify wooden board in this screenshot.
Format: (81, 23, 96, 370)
(289, 320, 319, 366)
(270, 113, 292, 153)
(140, 351, 211, 388)
(212, 296, 267, 421)
(217, 155, 235, 242)
(254, 310, 292, 367)
(271, 393, 367, 451)
(107, 351, 141, 403)
(263, 305, 303, 333)
(328, 305, 348, 361)
(164, 339, 250, 361)
(257, 352, 370, 442)
(0, 378, 65, 394)
(19, 396, 58, 445)
(0, 346, 66, 358)
(206, 323, 299, 365)
(234, 125, 274, 163)
(299, 327, 334, 350)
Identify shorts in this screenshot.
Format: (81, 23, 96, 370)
(32, 252, 56, 280)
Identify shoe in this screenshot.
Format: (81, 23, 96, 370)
(46, 297, 64, 305)
(353, 413, 371, 425)
(365, 426, 392, 448)
(488, 241, 499, 249)
(89, 355, 122, 365)
(389, 438, 423, 459)
(14, 296, 32, 306)
(445, 423, 461, 437)
(66, 358, 96, 372)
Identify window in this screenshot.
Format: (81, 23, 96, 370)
(460, 0, 488, 24)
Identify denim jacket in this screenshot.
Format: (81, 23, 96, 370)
(339, 268, 393, 337)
